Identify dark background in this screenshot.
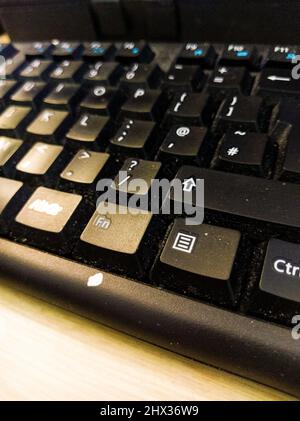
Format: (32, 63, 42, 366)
(0, 0, 299, 43)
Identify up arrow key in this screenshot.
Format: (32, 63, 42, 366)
(182, 177, 196, 192)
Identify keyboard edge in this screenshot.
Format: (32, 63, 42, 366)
(0, 238, 299, 398)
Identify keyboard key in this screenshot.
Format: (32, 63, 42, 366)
(163, 64, 204, 92)
(77, 201, 160, 277)
(4, 53, 26, 78)
(266, 45, 299, 68)
(120, 63, 163, 91)
(0, 177, 26, 234)
(65, 113, 110, 149)
(207, 66, 252, 97)
(0, 105, 33, 137)
(26, 108, 71, 142)
(113, 158, 161, 199)
(213, 94, 266, 132)
(245, 239, 300, 325)
(82, 42, 115, 61)
(109, 119, 157, 158)
(60, 150, 110, 185)
(80, 85, 125, 116)
(10, 81, 47, 107)
(15, 142, 64, 183)
(163, 92, 212, 128)
(43, 83, 82, 111)
(116, 41, 153, 63)
(255, 68, 300, 97)
(0, 80, 17, 108)
(15, 42, 52, 58)
(215, 131, 272, 176)
(51, 41, 81, 60)
(83, 62, 123, 86)
(0, 177, 23, 214)
(278, 127, 300, 182)
(169, 166, 300, 240)
(273, 98, 300, 128)
(260, 239, 300, 303)
(14, 187, 83, 253)
(177, 43, 216, 67)
(49, 60, 85, 82)
(159, 125, 210, 167)
(220, 44, 259, 68)
(120, 88, 166, 121)
(0, 137, 24, 177)
(151, 219, 243, 305)
(19, 59, 54, 80)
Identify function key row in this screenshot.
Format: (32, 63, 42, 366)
(2, 41, 300, 70)
(10, 41, 154, 63)
(178, 43, 300, 69)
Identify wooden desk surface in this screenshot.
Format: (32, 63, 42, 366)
(0, 281, 295, 401)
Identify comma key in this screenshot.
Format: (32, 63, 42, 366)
(15, 142, 65, 185)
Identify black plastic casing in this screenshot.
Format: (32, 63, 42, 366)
(1, 0, 300, 43)
(1, 239, 300, 398)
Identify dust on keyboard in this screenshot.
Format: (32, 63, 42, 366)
(1, 40, 300, 327)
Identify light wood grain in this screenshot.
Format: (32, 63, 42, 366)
(0, 281, 296, 401)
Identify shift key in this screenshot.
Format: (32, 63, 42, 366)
(169, 166, 300, 239)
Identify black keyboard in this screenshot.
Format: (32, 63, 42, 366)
(1, 40, 300, 397)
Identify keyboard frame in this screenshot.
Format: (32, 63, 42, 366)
(1, 40, 300, 398)
(0, 238, 300, 397)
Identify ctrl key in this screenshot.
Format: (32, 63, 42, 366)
(12, 187, 84, 254)
(247, 239, 300, 325)
(151, 220, 245, 306)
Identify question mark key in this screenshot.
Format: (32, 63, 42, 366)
(113, 158, 162, 196)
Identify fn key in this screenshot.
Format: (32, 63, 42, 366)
(77, 201, 164, 278)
